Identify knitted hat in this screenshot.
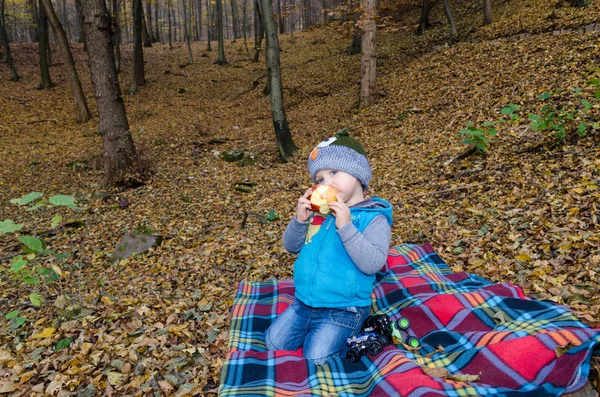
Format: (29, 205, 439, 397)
(308, 128, 372, 190)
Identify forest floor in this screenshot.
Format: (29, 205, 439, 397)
(1, 0, 599, 395)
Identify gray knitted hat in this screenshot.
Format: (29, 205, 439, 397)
(308, 128, 372, 190)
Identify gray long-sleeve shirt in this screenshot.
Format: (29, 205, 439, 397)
(282, 199, 392, 275)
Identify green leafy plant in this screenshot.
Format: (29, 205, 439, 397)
(458, 121, 498, 152)
(1, 193, 84, 308)
(501, 103, 521, 121)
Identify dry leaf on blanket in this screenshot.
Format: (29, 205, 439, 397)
(425, 345, 445, 358)
(422, 366, 450, 378)
(555, 343, 578, 358)
(447, 373, 482, 382)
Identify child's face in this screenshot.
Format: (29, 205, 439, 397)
(314, 169, 364, 206)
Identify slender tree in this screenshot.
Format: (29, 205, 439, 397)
(155, 0, 161, 41)
(141, 2, 152, 46)
(182, 0, 193, 63)
(483, 0, 492, 25)
(74, 0, 87, 51)
(443, 0, 457, 43)
(253, 0, 263, 62)
(168, 0, 173, 48)
(417, 0, 431, 35)
(216, 0, 227, 64)
(206, 0, 212, 50)
(347, 1, 360, 55)
(359, 0, 376, 108)
(41, 0, 91, 122)
(231, 0, 239, 40)
(146, 0, 156, 41)
(38, 0, 52, 89)
(196, 0, 202, 40)
(80, 0, 139, 187)
(0, 0, 19, 81)
(303, 0, 311, 28)
(27, 0, 39, 41)
(130, 0, 146, 93)
(260, 0, 297, 161)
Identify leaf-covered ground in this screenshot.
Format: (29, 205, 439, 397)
(1, 0, 599, 394)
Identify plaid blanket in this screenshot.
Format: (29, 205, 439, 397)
(219, 243, 600, 396)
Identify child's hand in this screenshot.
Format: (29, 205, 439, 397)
(296, 188, 314, 222)
(328, 192, 351, 229)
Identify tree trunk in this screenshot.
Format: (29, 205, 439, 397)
(74, 0, 87, 50)
(483, 0, 492, 25)
(168, 0, 173, 48)
(38, 0, 52, 89)
(130, 0, 146, 93)
(80, 0, 138, 188)
(41, 0, 91, 123)
(62, 0, 72, 41)
(146, 0, 156, 41)
(224, 0, 230, 39)
(196, 0, 202, 40)
(141, 2, 152, 46)
(417, 0, 431, 35)
(277, 0, 284, 34)
(242, 0, 250, 57)
(206, 0, 212, 50)
(182, 0, 193, 63)
(303, 0, 311, 28)
(231, 0, 239, 40)
(260, 0, 298, 162)
(28, 0, 39, 41)
(347, 4, 360, 55)
(154, 1, 161, 41)
(443, 0, 457, 43)
(0, 0, 19, 80)
(253, 0, 264, 62)
(122, 0, 129, 42)
(216, 0, 227, 64)
(359, 0, 376, 108)
(112, 0, 121, 72)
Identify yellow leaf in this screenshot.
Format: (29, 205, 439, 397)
(515, 253, 531, 262)
(447, 373, 481, 382)
(101, 296, 114, 305)
(31, 327, 55, 339)
(107, 372, 123, 386)
(51, 264, 64, 277)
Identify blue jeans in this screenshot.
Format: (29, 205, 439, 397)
(265, 299, 371, 364)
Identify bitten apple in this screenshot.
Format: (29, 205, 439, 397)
(309, 184, 339, 214)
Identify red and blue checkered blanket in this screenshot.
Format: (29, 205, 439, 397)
(219, 243, 600, 396)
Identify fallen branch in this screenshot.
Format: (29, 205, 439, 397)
(443, 146, 477, 166)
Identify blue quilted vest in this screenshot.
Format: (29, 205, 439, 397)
(293, 198, 393, 308)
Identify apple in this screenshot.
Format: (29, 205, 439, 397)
(310, 184, 339, 214)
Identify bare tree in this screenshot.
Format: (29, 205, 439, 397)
(260, 0, 298, 161)
(130, 0, 146, 93)
(231, 0, 240, 40)
(359, 0, 376, 108)
(417, 0, 432, 35)
(182, 0, 193, 63)
(38, 0, 52, 89)
(146, 0, 156, 41)
(483, 0, 492, 25)
(443, 0, 457, 43)
(253, 0, 264, 62)
(217, 0, 227, 64)
(41, 0, 91, 123)
(80, 0, 139, 187)
(0, 0, 19, 81)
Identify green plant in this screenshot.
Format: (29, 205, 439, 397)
(458, 121, 498, 152)
(1, 193, 84, 308)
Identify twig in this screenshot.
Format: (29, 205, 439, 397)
(397, 182, 487, 203)
(27, 119, 57, 124)
(443, 146, 477, 166)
